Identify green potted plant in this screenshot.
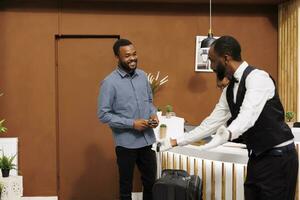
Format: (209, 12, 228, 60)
(0, 92, 7, 134)
(157, 107, 162, 117)
(159, 124, 167, 139)
(285, 111, 295, 127)
(0, 152, 16, 178)
(165, 105, 175, 118)
(286, 111, 295, 122)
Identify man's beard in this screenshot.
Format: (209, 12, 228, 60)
(214, 62, 234, 81)
(215, 62, 227, 81)
(119, 60, 137, 73)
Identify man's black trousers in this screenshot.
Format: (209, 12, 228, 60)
(244, 145, 298, 200)
(116, 145, 157, 200)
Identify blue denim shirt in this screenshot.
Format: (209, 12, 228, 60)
(98, 67, 157, 149)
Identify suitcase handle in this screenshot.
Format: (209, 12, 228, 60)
(161, 169, 189, 177)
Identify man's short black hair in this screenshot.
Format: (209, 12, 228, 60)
(113, 39, 132, 56)
(212, 36, 242, 61)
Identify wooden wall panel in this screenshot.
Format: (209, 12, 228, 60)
(0, 3, 59, 196)
(278, 0, 298, 120)
(61, 2, 278, 124)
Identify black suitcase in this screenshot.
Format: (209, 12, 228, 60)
(152, 169, 202, 200)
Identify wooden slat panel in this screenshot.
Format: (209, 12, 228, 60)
(222, 163, 226, 200)
(179, 155, 183, 170)
(166, 152, 169, 169)
(211, 161, 215, 200)
(278, 0, 298, 120)
(202, 159, 206, 200)
(173, 153, 176, 169)
(187, 156, 190, 175)
(232, 164, 236, 200)
(194, 158, 198, 177)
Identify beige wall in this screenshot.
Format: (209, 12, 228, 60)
(0, 1, 278, 196)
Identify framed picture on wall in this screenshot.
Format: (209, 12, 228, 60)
(195, 36, 218, 72)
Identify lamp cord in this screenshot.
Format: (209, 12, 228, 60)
(209, 0, 212, 34)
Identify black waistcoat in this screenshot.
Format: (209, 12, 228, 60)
(226, 66, 294, 153)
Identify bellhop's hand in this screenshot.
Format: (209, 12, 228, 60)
(197, 125, 230, 151)
(133, 119, 149, 131)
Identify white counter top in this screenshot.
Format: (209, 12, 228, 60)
(292, 128, 300, 141)
(168, 128, 300, 165)
(169, 143, 248, 164)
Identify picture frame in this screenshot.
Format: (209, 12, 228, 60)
(194, 36, 217, 72)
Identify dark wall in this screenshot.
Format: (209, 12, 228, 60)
(0, 1, 278, 196)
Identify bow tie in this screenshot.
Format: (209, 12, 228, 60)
(231, 77, 239, 83)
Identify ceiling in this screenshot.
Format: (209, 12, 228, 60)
(1, 0, 288, 5)
(66, 0, 287, 4)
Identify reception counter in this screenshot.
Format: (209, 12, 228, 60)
(159, 128, 300, 200)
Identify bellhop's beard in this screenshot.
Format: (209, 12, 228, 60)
(214, 62, 236, 82)
(215, 62, 227, 81)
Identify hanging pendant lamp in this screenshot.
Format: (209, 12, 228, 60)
(201, 0, 216, 48)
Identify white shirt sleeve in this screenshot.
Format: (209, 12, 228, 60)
(227, 70, 275, 140)
(177, 89, 231, 146)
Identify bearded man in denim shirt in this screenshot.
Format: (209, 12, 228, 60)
(98, 39, 159, 200)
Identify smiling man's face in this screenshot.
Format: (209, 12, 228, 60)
(117, 44, 138, 73)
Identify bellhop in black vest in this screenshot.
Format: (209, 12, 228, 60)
(226, 66, 294, 155)
(167, 36, 298, 200)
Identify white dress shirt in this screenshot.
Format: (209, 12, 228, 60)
(177, 61, 293, 147)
